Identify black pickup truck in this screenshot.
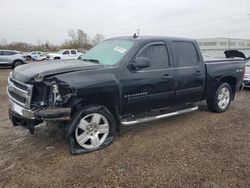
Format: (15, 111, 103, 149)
(7, 36, 245, 154)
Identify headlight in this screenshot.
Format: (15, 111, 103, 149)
(52, 83, 62, 106)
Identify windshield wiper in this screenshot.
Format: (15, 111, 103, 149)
(82, 58, 100, 64)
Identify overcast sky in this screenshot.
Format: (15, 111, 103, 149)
(0, 0, 250, 44)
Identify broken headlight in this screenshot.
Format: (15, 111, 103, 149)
(50, 81, 74, 107)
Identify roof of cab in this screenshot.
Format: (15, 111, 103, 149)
(107, 36, 196, 42)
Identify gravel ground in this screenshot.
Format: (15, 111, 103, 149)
(0, 68, 250, 188)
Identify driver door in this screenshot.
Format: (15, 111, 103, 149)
(120, 42, 175, 115)
(62, 50, 71, 59)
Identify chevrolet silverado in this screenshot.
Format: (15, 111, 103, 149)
(7, 36, 245, 154)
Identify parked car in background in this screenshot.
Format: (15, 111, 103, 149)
(30, 51, 47, 61)
(0, 50, 26, 68)
(24, 51, 47, 61)
(46, 49, 79, 60)
(21, 52, 31, 61)
(243, 60, 250, 88)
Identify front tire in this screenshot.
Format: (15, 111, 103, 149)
(67, 105, 116, 154)
(207, 83, 232, 113)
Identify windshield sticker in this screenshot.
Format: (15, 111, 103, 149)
(114, 46, 126, 53)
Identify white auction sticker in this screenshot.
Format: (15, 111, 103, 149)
(114, 46, 126, 53)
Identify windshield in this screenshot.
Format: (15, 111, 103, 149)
(80, 39, 134, 65)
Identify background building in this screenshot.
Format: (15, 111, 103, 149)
(197, 38, 250, 58)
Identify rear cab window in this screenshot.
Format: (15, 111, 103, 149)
(173, 41, 198, 67)
(71, 50, 77, 55)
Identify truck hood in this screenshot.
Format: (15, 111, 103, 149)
(13, 60, 103, 83)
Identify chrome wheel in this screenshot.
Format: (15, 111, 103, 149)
(217, 87, 230, 110)
(75, 113, 109, 150)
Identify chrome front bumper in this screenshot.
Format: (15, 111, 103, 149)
(243, 79, 250, 88)
(9, 99, 72, 122)
(9, 99, 35, 119)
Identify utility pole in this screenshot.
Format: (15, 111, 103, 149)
(136, 29, 140, 36)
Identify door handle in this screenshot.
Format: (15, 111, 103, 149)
(193, 71, 202, 76)
(161, 74, 173, 80)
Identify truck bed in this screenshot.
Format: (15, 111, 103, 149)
(202, 58, 245, 100)
(204, 57, 245, 63)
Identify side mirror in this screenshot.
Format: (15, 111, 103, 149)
(132, 57, 150, 70)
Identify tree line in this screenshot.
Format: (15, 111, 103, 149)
(0, 29, 105, 52)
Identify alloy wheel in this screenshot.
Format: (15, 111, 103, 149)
(217, 87, 230, 110)
(75, 113, 109, 149)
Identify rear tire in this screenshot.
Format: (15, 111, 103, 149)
(207, 83, 232, 113)
(12, 60, 23, 69)
(67, 105, 116, 155)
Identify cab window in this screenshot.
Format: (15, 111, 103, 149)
(63, 50, 70, 55)
(137, 43, 170, 70)
(173, 42, 198, 67)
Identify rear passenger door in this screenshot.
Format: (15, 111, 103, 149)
(70, 50, 77, 58)
(171, 41, 205, 103)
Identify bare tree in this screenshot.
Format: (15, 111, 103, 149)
(0, 29, 105, 52)
(92, 34, 105, 46)
(65, 29, 92, 50)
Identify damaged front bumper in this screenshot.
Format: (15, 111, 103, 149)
(9, 99, 71, 134)
(9, 99, 35, 119)
(9, 99, 71, 120)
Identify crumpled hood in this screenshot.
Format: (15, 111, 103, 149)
(13, 60, 103, 83)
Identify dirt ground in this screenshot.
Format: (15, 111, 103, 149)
(0, 68, 250, 188)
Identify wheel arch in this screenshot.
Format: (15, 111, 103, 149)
(13, 59, 24, 64)
(68, 93, 121, 133)
(220, 76, 236, 100)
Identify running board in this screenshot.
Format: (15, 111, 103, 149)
(121, 106, 198, 126)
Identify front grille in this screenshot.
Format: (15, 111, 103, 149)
(9, 77, 28, 91)
(7, 72, 33, 108)
(8, 90, 26, 103)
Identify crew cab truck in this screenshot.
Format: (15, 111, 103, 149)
(46, 49, 79, 60)
(7, 36, 245, 154)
